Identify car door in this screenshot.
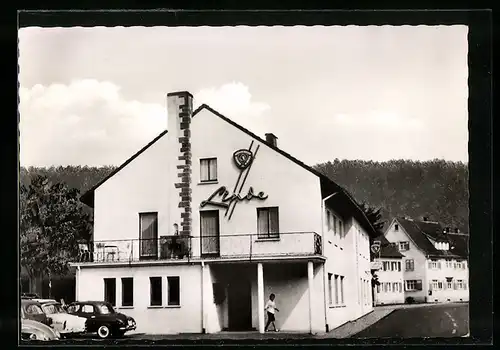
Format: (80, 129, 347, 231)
(79, 304, 98, 332)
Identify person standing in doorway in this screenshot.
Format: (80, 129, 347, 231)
(264, 293, 279, 332)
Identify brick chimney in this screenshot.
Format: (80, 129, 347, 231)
(167, 91, 193, 237)
(422, 216, 428, 222)
(454, 228, 460, 233)
(265, 133, 278, 148)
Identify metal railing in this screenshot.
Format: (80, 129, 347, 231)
(75, 232, 323, 264)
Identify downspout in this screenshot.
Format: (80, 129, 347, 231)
(321, 192, 337, 333)
(201, 261, 205, 333)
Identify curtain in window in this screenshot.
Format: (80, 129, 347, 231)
(200, 159, 209, 181)
(257, 210, 269, 238)
(269, 208, 279, 237)
(201, 211, 219, 255)
(140, 213, 158, 257)
(209, 159, 217, 180)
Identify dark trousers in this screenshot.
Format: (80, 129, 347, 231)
(265, 311, 276, 330)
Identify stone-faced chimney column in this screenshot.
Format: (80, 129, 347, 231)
(167, 91, 193, 237)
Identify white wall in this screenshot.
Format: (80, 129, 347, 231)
(190, 109, 324, 257)
(374, 258, 405, 305)
(426, 259, 469, 302)
(385, 220, 428, 302)
(324, 215, 372, 330)
(78, 264, 203, 334)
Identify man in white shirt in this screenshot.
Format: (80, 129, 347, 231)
(264, 293, 279, 332)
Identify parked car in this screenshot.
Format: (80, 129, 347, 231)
(21, 299, 51, 326)
(21, 293, 41, 299)
(66, 301, 136, 339)
(21, 318, 60, 341)
(35, 299, 87, 337)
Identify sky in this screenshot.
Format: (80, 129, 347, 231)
(18, 25, 469, 167)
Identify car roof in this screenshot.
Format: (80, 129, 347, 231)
(33, 299, 58, 304)
(21, 299, 42, 305)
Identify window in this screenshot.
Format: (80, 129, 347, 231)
(397, 261, 401, 272)
(150, 277, 163, 306)
(387, 282, 392, 292)
(26, 304, 44, 315)
(429, 260, 440, 269)
(445, 260, 453, 268)
(399, 241, 409, 251)
(200, 158, 217, 182)
(456, 280, 465, 289)
(104, 278, 116, 306)
(340, 276, 345, 304)
(405, 279, 422, 291)
(376, 284, 380, 293)
(328, 274, 333, 305)
(392, 282, 398, 292)
(334, 275, 339, 305)
(200, 210, 220, 256)
(405, 259, 415, 271)
(394, 224, 399, 231)
(383, 261, 389, 271)
(431, 279, 439, 290)
(140, 212, 158, 258)
(447, 280, 453, 289)
(399, 282, 403, 292)
(391, 262, 397, 271)
(257, 207, 279, 239)
(81, 304, 94, 314)
(167, 277, 180, 306)
(121, 278, 134, 307)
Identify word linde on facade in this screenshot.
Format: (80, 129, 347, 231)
(200, 186, 268, 209)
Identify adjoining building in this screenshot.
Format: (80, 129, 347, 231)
(371, 235, 405, 306)
(384, 217, 469, 304)
(71, 91, 378, 335)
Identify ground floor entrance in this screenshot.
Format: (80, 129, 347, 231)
(227, 280, 252, 331)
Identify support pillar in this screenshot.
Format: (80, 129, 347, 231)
(257, 263, 265, 334)
(75, 266, 80, 301)
(308, 261, 314, 334)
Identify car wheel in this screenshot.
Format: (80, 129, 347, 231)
(97, 325, 111, 339)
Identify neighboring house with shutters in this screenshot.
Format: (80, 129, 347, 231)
(372, 235, 405, 306)
(71, 91, 378, 335)
(384, 217, 469, 304)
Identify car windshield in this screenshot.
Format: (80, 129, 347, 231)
(42, 304, 65, 314)
(99, 304, 115, 314)
(25, 304, 44, 315)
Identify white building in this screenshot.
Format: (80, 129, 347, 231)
(384, 217, 469, 304)
(372, 235, 405, 306)
(72, 91, 377, 335)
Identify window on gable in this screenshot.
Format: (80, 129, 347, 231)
(394, 224, 399, 231)
(257, 207, 279, 239)
(399, 241, 409, 251)
(200, 158, 217, 182)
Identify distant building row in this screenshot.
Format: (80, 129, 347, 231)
(373, 217, 469, 305)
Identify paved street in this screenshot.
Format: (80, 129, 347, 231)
(353, 302, 469, 338)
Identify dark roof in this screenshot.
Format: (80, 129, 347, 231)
(79, 102, 377, 237)
(395, 217, 468, 259)
(80, 130, 168, 207)
(372, 235, 404, 259)
(447, 233, 469, 258)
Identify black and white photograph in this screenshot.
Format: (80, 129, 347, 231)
(16, 10, 491, 345)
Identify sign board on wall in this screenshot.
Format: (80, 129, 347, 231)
(371, 260, 382, 270)
(200, 140, 268, 220)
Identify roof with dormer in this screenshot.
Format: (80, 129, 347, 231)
(394, 217, 468, 260)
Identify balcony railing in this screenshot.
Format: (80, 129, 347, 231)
(75, 232, 323, 264)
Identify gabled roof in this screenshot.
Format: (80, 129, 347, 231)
(372, 234, 404, 259)
(395, 217, 468, 260)
(80, 130, 168, 207)
(79, 103, 377, 237)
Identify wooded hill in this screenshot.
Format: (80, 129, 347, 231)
(20, 159, 469, 233)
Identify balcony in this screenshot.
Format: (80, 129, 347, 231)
(75, 232, 323, 264)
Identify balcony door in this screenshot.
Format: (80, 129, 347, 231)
(200, 210, 220, 257)
(139, 212, 158, 260)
